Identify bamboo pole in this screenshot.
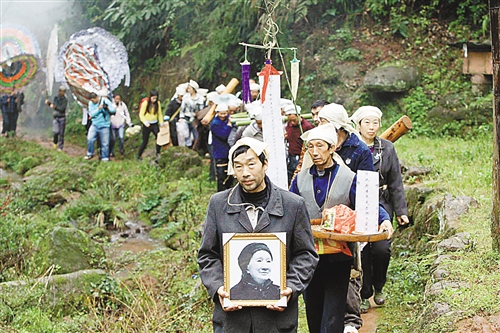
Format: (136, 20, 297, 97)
(489, 0, 500, 251)
(379, 115, 413, 143)
(201, 78, 239, 125)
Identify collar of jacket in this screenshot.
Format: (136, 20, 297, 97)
(226, 176, 284, 218)
(373, 137, 386, 165)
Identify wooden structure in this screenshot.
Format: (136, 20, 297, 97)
(463, 42, 493, 75)
(490, 0, 500, 251)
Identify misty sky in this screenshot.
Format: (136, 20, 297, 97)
(1, 0, 73, 50)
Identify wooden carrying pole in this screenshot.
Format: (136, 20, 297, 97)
(489, 0, 500, 252)
(379, 115, 413, 143)
(201, 78, 239, 125)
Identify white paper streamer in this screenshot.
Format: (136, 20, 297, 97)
(259, 73, 288, 190)
(290, 59, 300, 101)
(46, 24, 58, 94)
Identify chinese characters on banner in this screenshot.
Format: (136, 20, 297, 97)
(355, 170, 379, 233)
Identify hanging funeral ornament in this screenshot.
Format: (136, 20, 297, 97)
(290, 49, 300, 101)
(240, 45, 252, 104)
(259, 59, 288, 189)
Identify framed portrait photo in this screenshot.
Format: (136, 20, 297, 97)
(223, 232, 287, 307)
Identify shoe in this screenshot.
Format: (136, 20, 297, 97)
(110, 152, 115, 157)
(344, 326, 359, 333)
(84, 155, 93, 160)
(360, 299, 370, 313)
(53, 143, 57, 149)
(374, 289, 386, 305)
(137, 156, 142, 161)
(120, 150, 124, 156)
(57, 148, 62, 152)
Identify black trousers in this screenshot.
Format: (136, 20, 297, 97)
(304, 256, 352, 333)
(361, 239, 392, 299)
(138, 123, 160, 158)
(215, 158, 233, 192)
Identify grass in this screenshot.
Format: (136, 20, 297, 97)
(377, 130, 497, 332)
(0, 130, 498, 332)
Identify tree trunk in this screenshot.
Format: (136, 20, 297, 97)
(490, 0, 500, 251)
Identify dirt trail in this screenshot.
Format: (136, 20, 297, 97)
(359, 298, 382, 333)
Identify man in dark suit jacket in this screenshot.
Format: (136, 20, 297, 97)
(198, 137, 319, 333)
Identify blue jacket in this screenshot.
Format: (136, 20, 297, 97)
(210, 116, 233, 159)
(88, 97, 116, 128)
(337, 133, 374, 172)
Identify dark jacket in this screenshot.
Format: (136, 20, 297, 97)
(165, 98, 181, 121)
(230, 274, 280, 301)
(337, 133, 374, 172)
(1, 94, 20, 113)
(373, 137, 408, 219)
(52, 95, 68, 118)
(210, 116, 233, 160)
(198, 178, 319, 333)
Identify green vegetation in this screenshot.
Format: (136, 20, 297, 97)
(0, 129, 497, 332)
(378, 132, 496, 331)
(0, 137, 215, 332)
(0, 0, 496, 331)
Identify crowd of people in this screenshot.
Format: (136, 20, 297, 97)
(2, 77, 409, 333)
(197, 89, 410, 333)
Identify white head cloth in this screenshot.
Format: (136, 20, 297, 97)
(249, 106, 263, 121)
(301, 123, 338, 146)
(300, 123, 344, 169)
(284, 104, 301, 115)
(227, 137, 269, 175)
(318, 103, 356, 133)
(216, 84, 226, 93)
(250, 83, 260, 91)
(215, 103, 228, 112)
(198, 88, 209, 97)
(206, 91, 219, 103)
(350, 106, 383, 129)
(189, 79, 199, 91)
(175, 85, 187, 96)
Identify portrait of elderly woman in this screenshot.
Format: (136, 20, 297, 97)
(230, 242, 281, 301)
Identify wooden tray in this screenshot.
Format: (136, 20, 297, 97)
(311, 225, 389, 242)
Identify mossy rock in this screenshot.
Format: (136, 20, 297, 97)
(36, 227, 106, 274)
(0, 269, 108, 318)
(157, 146, 202, 179)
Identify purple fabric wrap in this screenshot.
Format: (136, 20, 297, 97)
(241, 62, 252, 104)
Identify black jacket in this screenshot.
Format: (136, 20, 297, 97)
(373, 137, 408, 218)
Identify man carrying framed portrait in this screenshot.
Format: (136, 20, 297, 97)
(198, 137, 319, 333)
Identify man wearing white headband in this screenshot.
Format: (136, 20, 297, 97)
(290, 123, 392, 333)
(198, 137, 319, 333)
(351, 106, 409, 313)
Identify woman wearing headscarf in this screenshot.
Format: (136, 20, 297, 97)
(289, 124, 392, 333)
(230, 242, 280, 300)
(350, 106, 409, 312)
(137, 90, 164, 160)
(179, 79, 205, 147)
(318, 103, 374, 173)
